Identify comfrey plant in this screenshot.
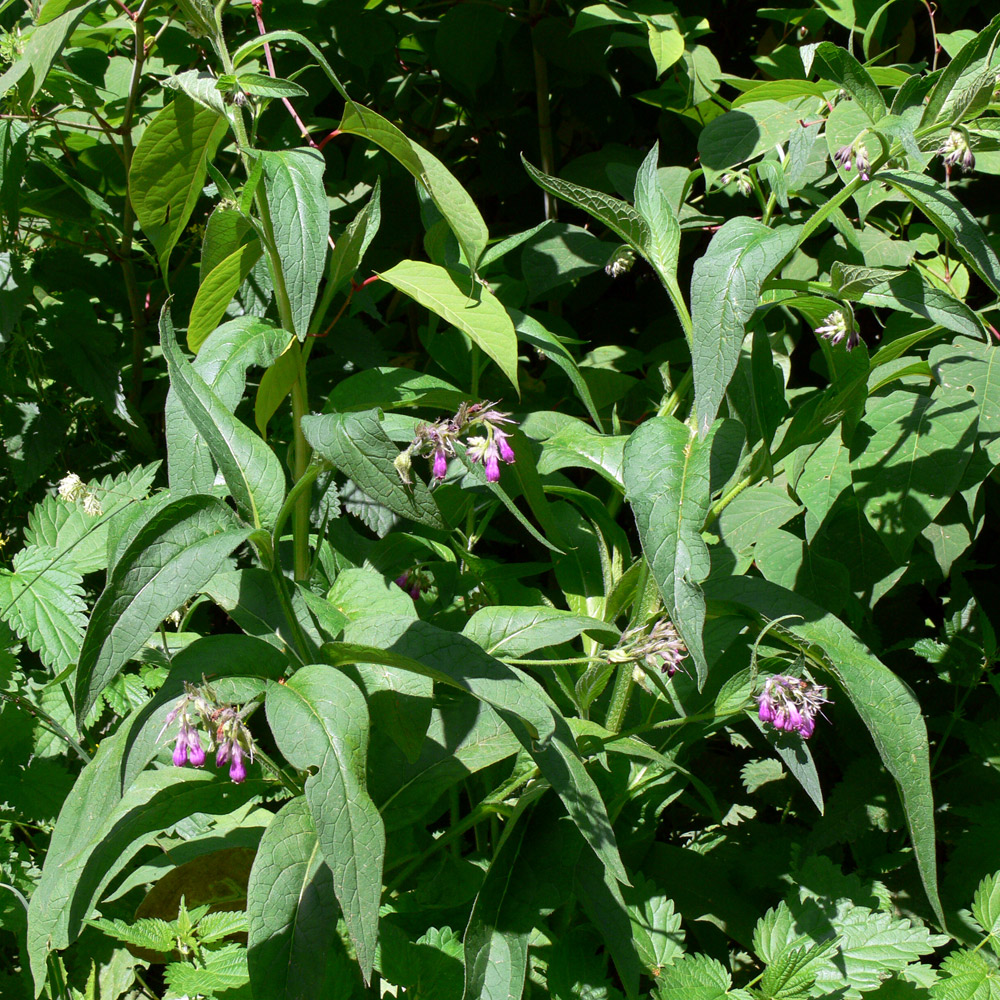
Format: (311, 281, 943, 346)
(394, 401, 516, 484)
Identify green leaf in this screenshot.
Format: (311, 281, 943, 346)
(161, 306, 287, 530)
(27, 765, 264, 991)
(265, 665, 384, 982)
(463, 606, 618, 658)
(0, 547, 85, 673)
(327, 616, 629, 886)
(654, 953, 730, 1000)
(851, 386, 977, 561)
(74, 495, 249, 726)
(625, 876, 685, 976)
(327, 368, 464, 414)
(691, 219, 800, 435)
(255, 342, 300, 438)
(165, 941, 249, 996)
(706, 575, 943, 925)
(301, 410, 443, 529)
(860, 270, 984, 341)
(814, 41, 886, 123)
(879, 171, 1000, 297)
(324, 178, 381, 304)
(338, 103, 488, 271)
(633, 143, 681, 287)
(200, 204, 254, 279)
(930, 336, 1000, 466)
(247, 797, 356, 1000)
(973, 872, 1000, 945)
(187, 239, 264, 352)
(378, 260, 519, 394)
(129, 94, 229, 274)
(261, 149, 329, 339)
(624, 415, 719, 686)
(920, 13, 1000, 128)
(698, 103, 808, 171)
(932, 948, 1000, 1000)
(236, 70, 309, 98)
(647, 22, 684, 76)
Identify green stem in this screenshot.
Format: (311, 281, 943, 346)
(504, 656, 608, 666)
(0, 692, 90, 762)
(272, 461, 325, 550)
(657, 367, 693, 418)
(605, 665, 634, 734)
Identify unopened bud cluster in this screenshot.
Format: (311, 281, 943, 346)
(394, 569, 429, 601)
(608, 617, 688, 677)
(605, 246, 636, 278)
(757, 674, 829, 740)
(159, 682, 254, 784)
(815, 310, 860, 351)
(57, 473, 104, 517)
(720, 170, 754, 197)
(834, 139, 871, 181)
(395, 401, 516, 485)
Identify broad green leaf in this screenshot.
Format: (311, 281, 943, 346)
(247, 797, 354, 1000)
(706, 575, 943, 925)
(162, 307, 286, 529)
(187, 239, 264, 352)
(327, 616, 629, 886)
(28, 763, 264, 991)
(698, 102, 808, 171)
(255, 340, 299, 438)
(647, 23, 684, 76)
(163, 68, 229, 115)
(859, 270, 984, 341)
(201, 204, 254, 280)
(327, 368, 464, 414)
(129, 94, 229, 274)
(920, 14, 1000, 128)
(463, 606, 618, 658)
(690, 219, 800, 435)
(654, 953, 730, 1000)
(793, 431, 852, 538)
(301, 410, 443, 529)
(974, 872, 1000, 946)
(814, 42, 886, 123)
(237, 71, 309, 98)
(338, 104, 488, 271)
(74, 495, 249, 726)
(625, 877, 685, 976)
(0, 547, 85, 673)
(624, 416, 720, 686)
(265, 665, 384, 982)
(261, 149, 329, 339)
(378, 260, 519, 393)
(166, 317, 287, 496)
(731, 80, 832, 107)
(930, 336, 1000, 465)
(932, 948, 1000, 999)
(851, 386, 977, 561)
(633, 142, 681, 287)
(879, 171, 1000, 297)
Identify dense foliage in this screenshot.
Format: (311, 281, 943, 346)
(4, 0, 1000, 997)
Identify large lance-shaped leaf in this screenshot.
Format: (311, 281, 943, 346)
(706, 575, 943, 926)
(28, 763, 264, 992)
(378, 260, 519, 393)
(326, 616, 629, 887)
(814, 42, 886, 123)
(463, 606, 619, 659)
(187, 239, 264, 352)
(265, 666, 384, 983)
(850, 386, 977, 561)
(161, 306, 286, 530)
(879, 171, 1000, 297)
(129, 94, 229, 273)
(632, 142, 681, 289)
(247, 797, 354, 1000)
(301, 410, 443, 529)
(338, 104, 488, 271)
(930, 336, 1000, 465)
(623, 416, 719, 687)
(920, 13, 1000, 128)
(74, 495, 249, 726)
(690, 219, 800, 436)
(261, 149, 329, 338)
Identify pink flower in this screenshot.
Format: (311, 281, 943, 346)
(433, 448, 448, 480)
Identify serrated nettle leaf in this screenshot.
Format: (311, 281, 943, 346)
(261, 148, 329, 338)
(624, 415, 719, 687)
(161, 306, 287, 530)
(972, 871, 1000, 942)
(301, 410, 444, 529)
(690, 219, 801, 435)
(74, 494, 250, 727)
(338, 103, 488, 271)
(129, 94, 229, 274)
(706, 576, 943, 925)
(378, 260, 519, 394)
(328, 616, 629, 886)
(265, 666, 384, 983)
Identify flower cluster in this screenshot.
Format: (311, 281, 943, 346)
(395, 401, 516, 485)
(757, 674, 829, 739)
(57, 473, 104, 517)
(394, 569, 428, 601)
(159, 683, 254, 783)
(833, 139, 871, 181)
(815, 310, 860, 351)
(938, 129, 975, 174)
(720, 170, 754, 197)
(608, 617, 688, 678)
(605, 246, 636, 278)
